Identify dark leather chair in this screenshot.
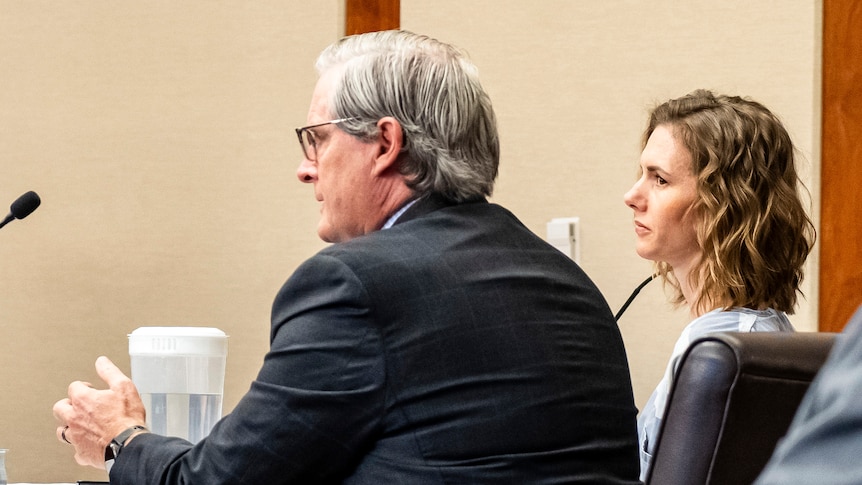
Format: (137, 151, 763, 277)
(645, 331, 836, 485)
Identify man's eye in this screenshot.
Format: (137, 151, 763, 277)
(304, 131, 317, 147)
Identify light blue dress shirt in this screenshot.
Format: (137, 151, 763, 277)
(382, 198, 418, 229)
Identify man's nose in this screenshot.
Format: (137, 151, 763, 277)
(296, 158, 316, 183)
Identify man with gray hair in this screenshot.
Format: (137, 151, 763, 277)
(54, 30, 640, 484)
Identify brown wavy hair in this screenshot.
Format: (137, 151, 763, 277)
(644, 89, 815, 315)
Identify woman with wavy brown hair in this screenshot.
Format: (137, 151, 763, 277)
(623, 89, 816, 480)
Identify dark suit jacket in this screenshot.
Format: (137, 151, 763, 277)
(113, 196, 640, 484)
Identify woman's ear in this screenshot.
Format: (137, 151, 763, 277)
(372, 116, 404, 176)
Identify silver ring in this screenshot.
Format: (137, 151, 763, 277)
(61, 425, 71, 445)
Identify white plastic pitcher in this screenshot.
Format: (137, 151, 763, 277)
(129, 327, 228, 443)
(0, 448, 7, 485)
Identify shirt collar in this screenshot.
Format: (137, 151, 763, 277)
(382, 198, 419, 229)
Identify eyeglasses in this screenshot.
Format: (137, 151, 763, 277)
(295, 117, 356, 161)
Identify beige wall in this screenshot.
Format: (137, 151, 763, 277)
(0, 1, 820, 482)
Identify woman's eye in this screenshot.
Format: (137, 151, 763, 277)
(655, 175, 668, 185)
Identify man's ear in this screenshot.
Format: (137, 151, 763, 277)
(372, 116, 404, 176)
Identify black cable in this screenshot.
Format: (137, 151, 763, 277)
(615, 274, 656, 321)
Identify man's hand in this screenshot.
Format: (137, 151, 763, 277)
(53, 356, 147, 468)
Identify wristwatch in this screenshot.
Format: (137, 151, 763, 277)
(105, 425, 147, 472)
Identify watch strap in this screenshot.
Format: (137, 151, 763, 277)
(105, 425, 148, 464)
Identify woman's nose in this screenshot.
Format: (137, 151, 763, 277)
(296, 158, 317, 183)
(623, 179, 643, 210)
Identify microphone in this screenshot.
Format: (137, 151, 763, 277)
(0, 191, 41, 230)
(614, 274, 656, 321)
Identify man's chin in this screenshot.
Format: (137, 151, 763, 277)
(317, 223, 344, 244)
(318, 230, 336, 243)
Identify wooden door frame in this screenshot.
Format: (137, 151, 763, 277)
(345, 0, 399, 35)
(820, 2, 862, 332)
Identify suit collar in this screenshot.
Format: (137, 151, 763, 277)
(393, 193, 486, 226)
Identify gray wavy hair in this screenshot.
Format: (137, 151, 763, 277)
(316, 30, 499, 202)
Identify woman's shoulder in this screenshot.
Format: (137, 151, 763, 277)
(681, 309, 746, 342)
(686, 307, 793, 337)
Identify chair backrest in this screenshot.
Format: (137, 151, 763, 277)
(645, 331, 836, 485)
